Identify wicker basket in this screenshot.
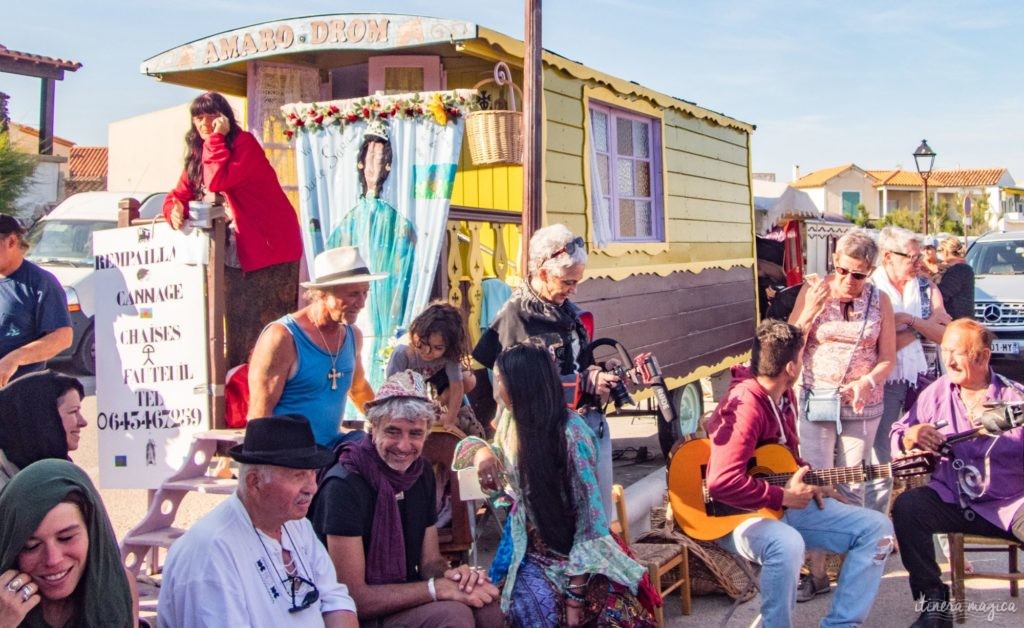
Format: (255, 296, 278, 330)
(466, 74, 524, 166)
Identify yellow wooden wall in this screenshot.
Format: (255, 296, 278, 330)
(542, 67, 754, 273)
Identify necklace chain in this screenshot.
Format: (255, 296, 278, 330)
(311, 312, 344, 390)
(957, 386, 987, 423)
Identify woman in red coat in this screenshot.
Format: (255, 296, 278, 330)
(163, 92, 303, 368)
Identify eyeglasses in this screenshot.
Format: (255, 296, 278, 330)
(887, 249, 922, 263)
(834, 265, 871, 281)
(547, 236, 585, 262)
(286, 574, 320, 613)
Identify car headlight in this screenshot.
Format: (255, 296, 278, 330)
(64, 286, 81, 313)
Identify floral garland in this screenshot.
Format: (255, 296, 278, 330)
(283, 91, 479, 139)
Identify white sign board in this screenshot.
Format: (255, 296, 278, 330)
(93, 223, 211, 489)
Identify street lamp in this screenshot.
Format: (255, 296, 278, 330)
(913, 139, 937, 234)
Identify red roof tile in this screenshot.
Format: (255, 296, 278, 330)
(0, 44, 82, 71)
(69, 146, 107, 180)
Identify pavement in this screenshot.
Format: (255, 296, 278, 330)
(57, 364, 1024, 626)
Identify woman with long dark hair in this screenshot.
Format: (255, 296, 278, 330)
(162, 91, 303, 369)
(454, 343, 652, 627)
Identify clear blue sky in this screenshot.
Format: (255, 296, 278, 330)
(3, 0, 1022, 182)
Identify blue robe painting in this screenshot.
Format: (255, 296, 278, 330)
(326, 124, 416, 387)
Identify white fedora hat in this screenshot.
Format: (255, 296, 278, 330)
(300, 246, 387, 289)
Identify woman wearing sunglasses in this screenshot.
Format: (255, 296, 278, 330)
(864, 226, 951, 517)
(473, 224, 619, 519)
(788, 228, 896, 601)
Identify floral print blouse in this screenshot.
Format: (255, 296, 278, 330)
(453, 409, 645, 611)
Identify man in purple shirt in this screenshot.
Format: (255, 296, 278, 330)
(890, 319, 1024, 628)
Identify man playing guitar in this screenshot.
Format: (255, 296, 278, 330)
(704, 319, 894, 627)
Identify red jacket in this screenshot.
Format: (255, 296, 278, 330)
(705, 366, 804, 512)
(163, 131, 302, 272)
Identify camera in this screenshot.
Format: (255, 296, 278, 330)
(606, 365, 635, 409)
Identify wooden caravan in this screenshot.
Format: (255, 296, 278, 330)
(140, 13, 758, 452)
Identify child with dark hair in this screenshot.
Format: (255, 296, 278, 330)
(387, 302, 482, 436)
(453, 343, 653, 626)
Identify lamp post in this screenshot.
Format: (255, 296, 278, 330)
(913, 139, 937, 234)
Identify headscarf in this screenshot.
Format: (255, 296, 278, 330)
(338, 435, 425, 585)
(0, 371, 71, 470)
(0, 459, 133, 628)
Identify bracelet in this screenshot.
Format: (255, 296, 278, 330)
(427, 577, 437, 602)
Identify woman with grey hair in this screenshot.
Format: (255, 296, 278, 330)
(865, 226, 950, 514)
(788, 228, 896, 600)
(473, 224, 621, 518)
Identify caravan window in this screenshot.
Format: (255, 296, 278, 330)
(588, 103, 664, 243)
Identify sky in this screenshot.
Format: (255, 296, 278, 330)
(3, 0, 1023, 183)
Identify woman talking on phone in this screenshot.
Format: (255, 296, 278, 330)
(163, 92, 303, 369)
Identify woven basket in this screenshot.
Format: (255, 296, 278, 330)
(466, 76, 523, 166)
(640, 502, 758, 601)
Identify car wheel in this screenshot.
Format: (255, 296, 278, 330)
(73, 326, 96, 376)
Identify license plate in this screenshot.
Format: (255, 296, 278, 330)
(992, 340, 1021, 354)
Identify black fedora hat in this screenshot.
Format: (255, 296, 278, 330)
(228, 415, 335, 469)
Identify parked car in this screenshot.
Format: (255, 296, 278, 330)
(24, 191, 166, 374)
(966, 231, 1024, 373)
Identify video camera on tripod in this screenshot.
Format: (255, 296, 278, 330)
(578, 338, 681, 460)
(936, 400, 1024, 457)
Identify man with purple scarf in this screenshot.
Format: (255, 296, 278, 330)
(891, 319, 1024, 628)
(309, 370, 503, 627)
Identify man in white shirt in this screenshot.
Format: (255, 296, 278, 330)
(158, 415, 357, 627)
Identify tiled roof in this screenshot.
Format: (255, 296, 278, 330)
(931, 168, 1006, 187)
(69, 146, 108, 180)
(0, 44, 82, 71)
(871, 168, 1007, 188)
(791, 164, 871, 188)
(12, 123, 75, 148)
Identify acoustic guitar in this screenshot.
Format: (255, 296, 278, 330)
(667, 437, 934, 540)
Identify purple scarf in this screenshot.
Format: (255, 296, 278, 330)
(338, 436, 425, 584)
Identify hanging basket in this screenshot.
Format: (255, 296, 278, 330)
(466, 62, 524, 166)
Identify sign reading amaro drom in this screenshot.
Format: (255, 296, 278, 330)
(93, 223, 211, 489)
(140, 15, 477, 74)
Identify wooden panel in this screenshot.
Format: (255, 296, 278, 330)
(574, 267, 756, 381)
(544, 68, 583, 99)
(667, 172, 750, 204)
(545, 211, 587, 237)
(547, 120, 585, 155)
(546, 151, 584, 186)
(545, 91, 584, 128)
(666, 219, 751, 243)
(546, 181, 587, 213)
(664, 108, 747, 147)
(664, 148, 749, 185)
(664, 125, 748, 166)
(666, 197, 751, 224)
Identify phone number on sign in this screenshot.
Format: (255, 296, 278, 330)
(96, 407, 204, 431)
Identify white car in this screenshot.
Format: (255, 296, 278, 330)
(24, 191, 166, 374)
(966, 230, 1024, 371)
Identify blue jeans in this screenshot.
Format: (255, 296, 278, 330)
(718, 498, 893, 628)
(865, 380, 910, 513)
(581, 408, 614, 521)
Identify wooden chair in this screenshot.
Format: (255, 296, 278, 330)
(421, 425, 472, 563)
(611, 484, 691, 627)
(947, 533, 1024, 623)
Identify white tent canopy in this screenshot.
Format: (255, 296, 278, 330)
(754, 180, 821, 234)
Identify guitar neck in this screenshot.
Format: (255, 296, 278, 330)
(761, 463, 892, 487)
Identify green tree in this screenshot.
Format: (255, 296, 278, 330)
(853, 203, 872, 228)
(879, 207, 923, 232)
(0, 130, 36, 215)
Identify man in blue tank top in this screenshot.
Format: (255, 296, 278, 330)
(248, 246, 385, 447)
